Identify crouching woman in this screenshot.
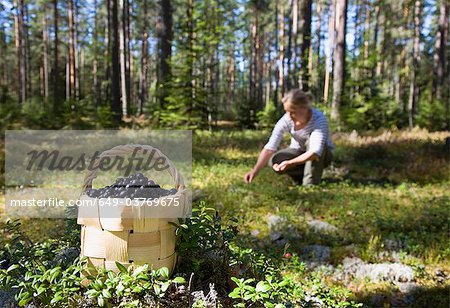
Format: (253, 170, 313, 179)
(244, 89, 334, 186)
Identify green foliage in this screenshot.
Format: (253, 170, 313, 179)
(228, 256, 362, 308)
(0, 219, 187, 307)
(415, 89, 448, 131)
(62, 98, 115, 129)
(171, 202, 238, 293)
(256, 101, 279, 128)
(81, 264, 186, 307)
(341, 91, 403, 130)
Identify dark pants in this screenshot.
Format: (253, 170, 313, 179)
(268, 145, 332, 185)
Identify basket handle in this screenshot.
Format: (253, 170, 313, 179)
(82, 144, 185, 193)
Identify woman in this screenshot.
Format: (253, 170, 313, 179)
(244, 89, 334, 186)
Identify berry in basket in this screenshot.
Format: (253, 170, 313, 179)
(86, 172, 177, 199)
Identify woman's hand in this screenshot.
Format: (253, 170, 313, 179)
(272, 160, 292, 172)
(244, 170, 257, 183)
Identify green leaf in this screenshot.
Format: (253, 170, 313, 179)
(18, 296, 32, 307)
(153, 284, 161, 295)
(36, 286, 46, 296)
(97, 295, 105, 307)
(244, 293, 254, 300)
(132, 265, 146, 277)
(161, 281, 170, 293)
(102, 289, 112, 299)
(50, 295, 63, 305)
(6, 264, 20, 272)
(158, 267, 169, 279)
(172, 277, 186, 284)
(115, 262, 128, 274)
(255, 281, 271, 293)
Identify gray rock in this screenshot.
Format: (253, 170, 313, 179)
(369, 293, 386, 307)
(267, 214, 285, 230)
(0, 291, 17, 308)
(384, 239, 404, 251)
(52, 247, 80, 266)
(354, 263, 414, 282)
(307, 220, 338, 234)
(192, 189, 203, 202)
(269, 231, 283, 241)
(342, 257, 366, 279)
(396, 282, 420, 294)
(301, 245, 331, 263)
(343, 257, 415, 283)
(250, 229, 260, 237)
(349, 130, 359, 143)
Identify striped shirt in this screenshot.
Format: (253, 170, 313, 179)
(264, 107, 334, 157)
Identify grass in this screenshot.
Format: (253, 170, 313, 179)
(1, 127, 449, 306)
(191, 128, 450, 306)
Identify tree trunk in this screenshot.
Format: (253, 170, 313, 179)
(14, 0, 21, 104)
(0, 26, 7, 87)
(274, 1, 279, 107)
(119, 0, 128, 117)
(158, 0, 173, 110)
(104, 0, 111, 101)
(323, 0, 335, 103)
(125, 0, 132, 110)
(111, 0, 122, 121)
(291, 0, 298, 88)
(93, 0, 99, 108)
(314, 0, 322, 98)
(19, 0, 26, 103)
(25, 3, 31, 98)
(139, 0, 149, 115)
(128, 1, 134, 112)
(249, 10, 257, 105)
(227, 41, 235, 112)
(265, 35, 271, 107)
(371, 2, 380, 94)
(42, 7, 49, 98)
(408, 0, 422, 128)
(53, 0, 59, 110)
(74, 0, 79, 99)
(331, 0, 347, 122)
(399, 3, 410, 111)
(363, 0, 370, 76)
(286, 0, 293, 89)
(257, 28, 264, 108)
(432, 1, 448, 102)
(299, 0, 312, 91)
(278, 0, 285, 100)
(68, 0, 75, 99)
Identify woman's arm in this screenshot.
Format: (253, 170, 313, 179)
(273, 150, 318, 172)
(244, 114, 289, 183)
(244, 148, 275, 183)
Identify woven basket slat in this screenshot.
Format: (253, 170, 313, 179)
(156, 253, 177, 270)
(128, 232, 160, 261)
(77, 197, 102, 229)
(159, 228, 176, 259)
(99, 217, 134, 231)
(104, 230, 129, 262)
(82, 226, 106, 258)
(78, 144, 187, 276)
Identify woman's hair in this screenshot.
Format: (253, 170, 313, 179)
(281, 89, 314, 108)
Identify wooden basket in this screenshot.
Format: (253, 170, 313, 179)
(77, 144, 189, 276)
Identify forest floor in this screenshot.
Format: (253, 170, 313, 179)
(1, 127, 449, 307)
